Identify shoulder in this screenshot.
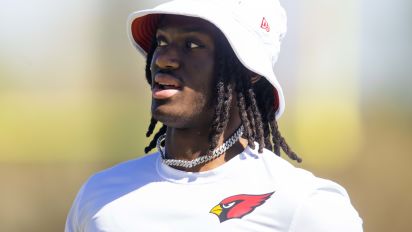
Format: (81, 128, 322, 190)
(250, 147, 351, 196)
(65, 153, 160, 232)
(81, 152, 161, 202)
(246, 147, 320, 190)
(288, 183, 363, 232)
(88, 152, 159, 184)
(246, 147, 363, 231)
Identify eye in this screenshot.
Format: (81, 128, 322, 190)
(222, 202, 236, 209)
(186, 41, 200, 49)
(157, 38, 168, 47)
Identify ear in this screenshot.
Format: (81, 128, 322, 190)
(250, 75, 262, 84)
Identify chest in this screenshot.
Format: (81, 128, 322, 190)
(84, 179, 292, 232)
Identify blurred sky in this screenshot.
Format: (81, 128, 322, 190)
(1, 0, 410, 165)
(0, 0, 411, 231)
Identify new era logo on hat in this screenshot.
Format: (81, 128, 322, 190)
(260, 17, 270, 32)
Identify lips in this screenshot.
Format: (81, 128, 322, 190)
(152, 73, 183, 99)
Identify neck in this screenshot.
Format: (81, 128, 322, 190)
(163, 117, 246, 172)
(165, 127, 210, 161)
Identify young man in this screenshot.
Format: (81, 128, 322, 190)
(66, 0, 363, 231)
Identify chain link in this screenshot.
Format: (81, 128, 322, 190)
(157, 125, 244, 169)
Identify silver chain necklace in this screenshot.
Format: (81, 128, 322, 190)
(156, 125, 244, 169)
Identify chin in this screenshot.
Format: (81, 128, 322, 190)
(151, 99, 214, 129)
(152, 106, 188, 128)
(152, 108, 214, 130)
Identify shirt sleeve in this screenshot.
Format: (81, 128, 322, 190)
(65, 183, 86, 232)
(288, 185, 363, 232)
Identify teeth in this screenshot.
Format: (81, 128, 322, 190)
(158, 83, 175, 86)
(163, 85, 175, 89)
(157, 83, 177, 90)
(158, 83, 176, 87)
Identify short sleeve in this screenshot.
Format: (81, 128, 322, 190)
(65, 183, 86, 232)
(288, 187, 363, 232)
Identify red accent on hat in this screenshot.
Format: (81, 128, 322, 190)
(273, 87, 279, 111)
(131, 14, 162, 54)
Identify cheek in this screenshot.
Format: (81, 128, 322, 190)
(188, 80, 215, 108)
(188, 58, 215, 95)
(182, 88, 210, 107)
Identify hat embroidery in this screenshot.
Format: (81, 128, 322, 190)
(260, 17, 270, 32)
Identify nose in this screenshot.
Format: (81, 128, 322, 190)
(153, 46, 180, 70)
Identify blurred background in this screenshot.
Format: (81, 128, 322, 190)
(0, 0, 410, 231)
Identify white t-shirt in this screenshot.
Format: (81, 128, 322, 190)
(65, 145, 363, 232)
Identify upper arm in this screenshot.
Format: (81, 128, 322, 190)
(65, 183, 87, 232)
(289, 189, 363, 232)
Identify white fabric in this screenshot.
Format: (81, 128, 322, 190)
(128, 0, 287, 119)
(65, 146, 363, 232)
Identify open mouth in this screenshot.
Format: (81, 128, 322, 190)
(155, 82, 179, 90)
(152, 74, 182, 99)
(153, 73, 182, 89)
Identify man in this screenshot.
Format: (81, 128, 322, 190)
(66, 0, 363, 231)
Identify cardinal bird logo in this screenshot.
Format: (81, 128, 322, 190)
(209, 192, 274, 223)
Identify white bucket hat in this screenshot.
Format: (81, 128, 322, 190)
(128, 0, 288, 119)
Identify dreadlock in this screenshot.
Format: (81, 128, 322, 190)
(143, 28, 301, 163)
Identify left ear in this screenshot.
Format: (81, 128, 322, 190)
(250, 75, 262, 84)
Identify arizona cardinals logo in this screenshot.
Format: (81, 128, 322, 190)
(209, 192, 274, 223)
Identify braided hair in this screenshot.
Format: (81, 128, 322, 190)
(143, 30, 301, 163)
